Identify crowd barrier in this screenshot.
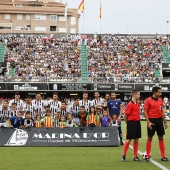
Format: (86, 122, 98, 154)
(0, 127, 118, 147)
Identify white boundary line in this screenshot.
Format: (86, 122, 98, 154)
(127, 142, 169, 170)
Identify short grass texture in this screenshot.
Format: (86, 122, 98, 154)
(0, 121, 170, 170)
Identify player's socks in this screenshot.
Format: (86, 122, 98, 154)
(123, 141, 130, 156)
(146, 140, 151, 158)
(133, 141, 138, 158)
(159, 140, 165, 158)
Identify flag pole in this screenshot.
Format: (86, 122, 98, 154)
(65, 0, 67, 34)
(100, 17, 101, 34)
(100, 0, 102, 34)
(83, 12, 84, 34)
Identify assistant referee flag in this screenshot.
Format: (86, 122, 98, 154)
(78, 0, 84, 13)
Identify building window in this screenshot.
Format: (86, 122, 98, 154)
(58, 16, 66, 21)
(35, 14, 46, 20)
(70, 28, 76, 34)
(14, 26, 25, 30)
(50, 26, 57, 31)
(17, 14, 23, 20)
(26, 25, 31, 30)
(5, 14, 10, 20)
(70, 17, 76, 25)
(50, 15, 57, 21)
(59, 28, 66, 33)
(35, 27, 46, 32)
(26, 14, 31, 20)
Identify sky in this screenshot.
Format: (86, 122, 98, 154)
(55, 0, 170, 34)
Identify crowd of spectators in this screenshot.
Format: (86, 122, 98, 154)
(1, 34, 81, 82)
(87, 35, 165, 83)
(0, 34, 169, 83)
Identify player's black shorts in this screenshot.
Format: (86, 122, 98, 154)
(126, 121, 141, 139)
(147, 118, 165, 136)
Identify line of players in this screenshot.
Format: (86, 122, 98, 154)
(0, 92, 123, 143)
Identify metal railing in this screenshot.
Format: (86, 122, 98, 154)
(0, 75, 169, 83)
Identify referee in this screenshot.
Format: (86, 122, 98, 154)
(122, 89, 141, 162)
(144, 86, 168, 162)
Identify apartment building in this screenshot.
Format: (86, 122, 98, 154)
(0, 0, 80, 34)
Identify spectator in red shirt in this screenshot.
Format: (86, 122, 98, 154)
(122, 89, 141, 162)
(144, 86, 168, 162)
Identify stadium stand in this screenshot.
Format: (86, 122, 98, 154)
(0, 34, 169, 83)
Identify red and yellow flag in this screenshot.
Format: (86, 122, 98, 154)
(78, 0, 84, 13)
(99, 3, 102, 19)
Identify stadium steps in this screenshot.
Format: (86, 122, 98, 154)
(154, 69, 160, 77)
(0, 43, 7, 62)
(162, 46, 170, 63)
(81, 45, 88, 83)
(8, 68, 15, 76)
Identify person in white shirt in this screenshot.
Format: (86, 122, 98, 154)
(48, 92, 61, 117)
(79, 92, 91, 112)
(91, 92, 104, 109)
(10, 102, 19, 117)
(103, 93, 110, 107)
(0, 100, 11, 127)
(9, 92, 24, 110)
(66, 113, 80, 127)
(163, 96, 168, 104)
(23, 96, 35, 119)
(32, 93, 47, 118)
(57, 101, 71, 117)
(68, 97, 80, 121)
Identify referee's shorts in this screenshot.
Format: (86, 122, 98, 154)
(126, 121, 141, 140)
(147, 118, 165, 136)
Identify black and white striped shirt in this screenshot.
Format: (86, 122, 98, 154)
(58, 108, 70, 117)
(9, 99, 24, 110)
(10, 109, 18, 117)
(91, 98, 104, 107)
(24, 118, 34, 127)
(53, 118, 60, 127)
(48, 100, 61, 117)
(23, 103, 35, 118)
(79, 100, 91, 112)
(32, 100, 47, 114)
(68, 103, 80, 117)
(0, 108, 10, 122)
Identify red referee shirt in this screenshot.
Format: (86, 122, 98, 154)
(144, 97, 163, 118)
(125, 101, 140, 121)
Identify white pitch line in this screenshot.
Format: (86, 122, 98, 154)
(127, 142, 169, 170)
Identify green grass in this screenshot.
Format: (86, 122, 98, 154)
(0, 121, 170, 170)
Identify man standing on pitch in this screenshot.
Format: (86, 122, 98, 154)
(107, 92, 123, 145)
(122, 90, 141, 162)
(144, 86, 168, 161)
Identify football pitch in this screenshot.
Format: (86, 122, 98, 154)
(0, 121, 170, 170)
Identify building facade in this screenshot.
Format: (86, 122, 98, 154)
(0, 0, 80, 34)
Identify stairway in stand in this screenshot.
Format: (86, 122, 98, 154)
(80, 45, 88, 83)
